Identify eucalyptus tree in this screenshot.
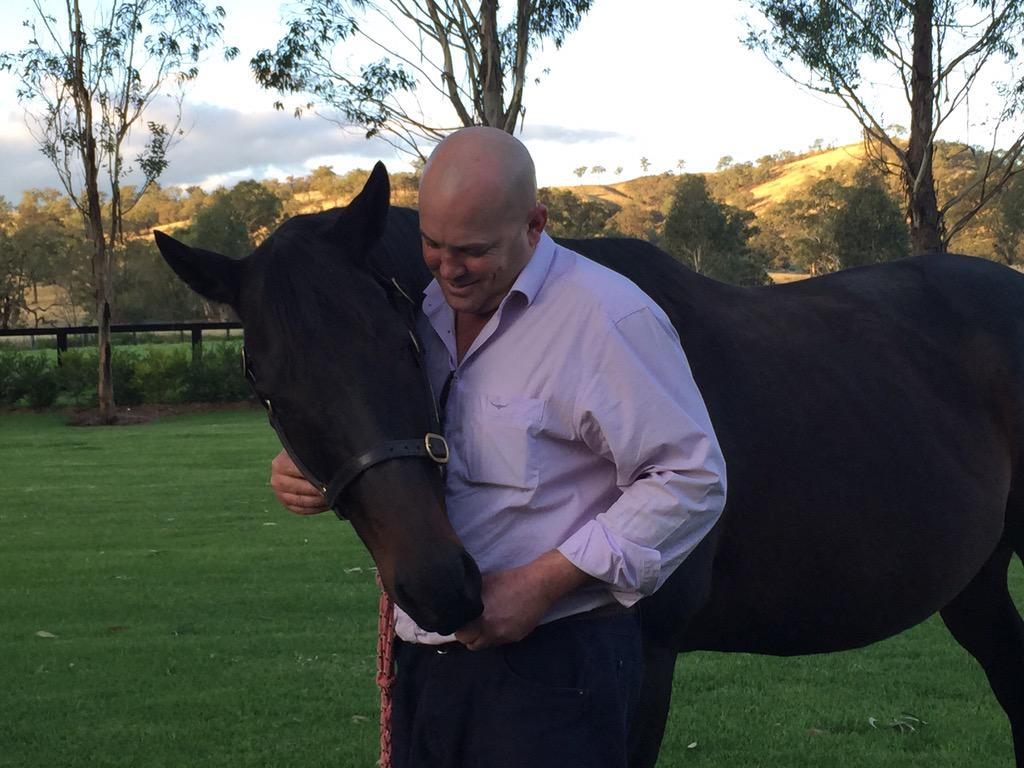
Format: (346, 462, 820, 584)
(252, 0, 594, 159)
(747, 0, 1024, 254)
(662, 174, 770, 287)
(1, 0, 236, 422)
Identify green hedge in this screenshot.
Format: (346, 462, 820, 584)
(0, 342, 250, 409)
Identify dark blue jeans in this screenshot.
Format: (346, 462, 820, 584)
(391, 610, 643, 768)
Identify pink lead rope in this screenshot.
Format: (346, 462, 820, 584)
(376, 575, 396, 768)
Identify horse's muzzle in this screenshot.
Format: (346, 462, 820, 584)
(393, 547, 483, 636)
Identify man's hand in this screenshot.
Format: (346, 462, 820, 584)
(270, 449, 329, 515)
(455, 550, 595, 650)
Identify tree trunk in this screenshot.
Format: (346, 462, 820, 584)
(72, 0, 116, 423)
(93, 226, 115, 423)
(87, 162, 115, 424)
(479, 0, 504, 127)
(906, 0, 944, 254)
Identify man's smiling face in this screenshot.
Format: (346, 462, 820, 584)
(417, 127, 547, 317)
(419, 204, 535, 316)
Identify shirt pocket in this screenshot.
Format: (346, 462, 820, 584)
(463, 393, 545, 493)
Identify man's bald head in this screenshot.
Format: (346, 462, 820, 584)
(417, 126, 548, 317)
(420, 127, 538, 225)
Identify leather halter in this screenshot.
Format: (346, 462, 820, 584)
(243, 274, 449, 518)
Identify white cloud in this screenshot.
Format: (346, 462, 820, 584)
(520, 124, 629, 144)
(0, 101, 404, 201)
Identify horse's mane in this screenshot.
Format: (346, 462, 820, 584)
(255, 213, 389, 375)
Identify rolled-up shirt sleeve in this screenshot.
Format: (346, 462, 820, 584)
(556, 306, 727, 606)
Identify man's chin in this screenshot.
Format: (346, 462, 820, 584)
(442, 289, 480, 312)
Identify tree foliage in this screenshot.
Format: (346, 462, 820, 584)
(991, 174, 1024, 265)
(747, 0, 1024, 254)
(760, 171, 910, 273)
(662, 174, 771, 286)
(1, 0, 235, 421)
(538, 187, 616, 239)
(179, 180, 282, 261)
(251, 0, 593, 157)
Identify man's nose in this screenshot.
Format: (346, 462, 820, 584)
(438, 252, 465, 280)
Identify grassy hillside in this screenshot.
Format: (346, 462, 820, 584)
(561, 143, 870, 221)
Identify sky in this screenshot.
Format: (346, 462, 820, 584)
(0, 0, 1012, 202)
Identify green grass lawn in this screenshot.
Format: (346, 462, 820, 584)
(0, 410, 1019, 767)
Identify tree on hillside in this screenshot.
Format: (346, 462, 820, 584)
(538, 188, 616, 239)
(0, 201, 24, 329)
(12, 190, 86, 325)
(115, 239, 206, 322)
(179, 180, 283, 263)
(608, 206, 662, 243)
(179, 186, 210, 222)
(228, 180, 284, 236)
(1, 0, 236, 423)
(766, 172, 909, 273)
(829, 173, 911, 268)
(662, 174, 770, 286)
(991, 175, 1024, 266)
(122, 184, 184, 234)
(0, 192, 88, 328)
(640, 157, 651, 173)
(573, 166, 588, 178)
(747, 0, 1024, 254)
(251, 1, 594, 158)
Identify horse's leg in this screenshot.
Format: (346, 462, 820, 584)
(939, 542, 1024, 767)
(627, 643, 677, 768)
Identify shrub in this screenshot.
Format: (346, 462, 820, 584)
(186, 342, 248, 402)
(132, 347, 190, 404)
(1, 341, 251, 409)
(1, 352, 59, 408)
(0, 350, 17, 402)
(57, 349, 97, 406)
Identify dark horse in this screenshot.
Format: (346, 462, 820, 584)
(155, 163, 1024, 766)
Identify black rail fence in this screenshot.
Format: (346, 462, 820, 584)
(0, 322, 244, 365)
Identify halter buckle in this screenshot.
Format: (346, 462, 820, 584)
(424, 433, 449, 464)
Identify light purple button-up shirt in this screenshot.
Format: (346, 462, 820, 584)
(395, 232, 726, 643)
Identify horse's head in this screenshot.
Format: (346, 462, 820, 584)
(154, 163, 482, 635)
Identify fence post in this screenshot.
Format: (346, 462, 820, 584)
(191, 327, 203, 363)
(57, 332, 68, 367)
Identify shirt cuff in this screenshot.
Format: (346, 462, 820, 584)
(557, 519, 662, 606)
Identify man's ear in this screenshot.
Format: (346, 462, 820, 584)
(527, 203, 548, 248)
(331, 161, 391, 265)
(153, 230, 242, 307)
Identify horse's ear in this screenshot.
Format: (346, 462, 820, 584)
(153, 230, 242, 307)
(336, 161, 391, 257)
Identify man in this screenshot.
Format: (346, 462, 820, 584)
(271, 127, 726, 767)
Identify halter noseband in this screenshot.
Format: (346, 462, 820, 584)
(243, 274, 449, 518)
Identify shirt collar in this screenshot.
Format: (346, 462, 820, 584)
(508, 231, 556, 307)
(422, 231, 558, 315)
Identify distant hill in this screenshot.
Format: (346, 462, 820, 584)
(745, 144, 869, 209)
(558, 143, 870, 219)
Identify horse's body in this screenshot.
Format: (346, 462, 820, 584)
(156, 166, 1024, 766)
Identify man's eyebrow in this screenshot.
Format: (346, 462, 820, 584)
(420, 231, 496, 252)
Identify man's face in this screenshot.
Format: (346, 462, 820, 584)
(419, 198, 544, 316)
